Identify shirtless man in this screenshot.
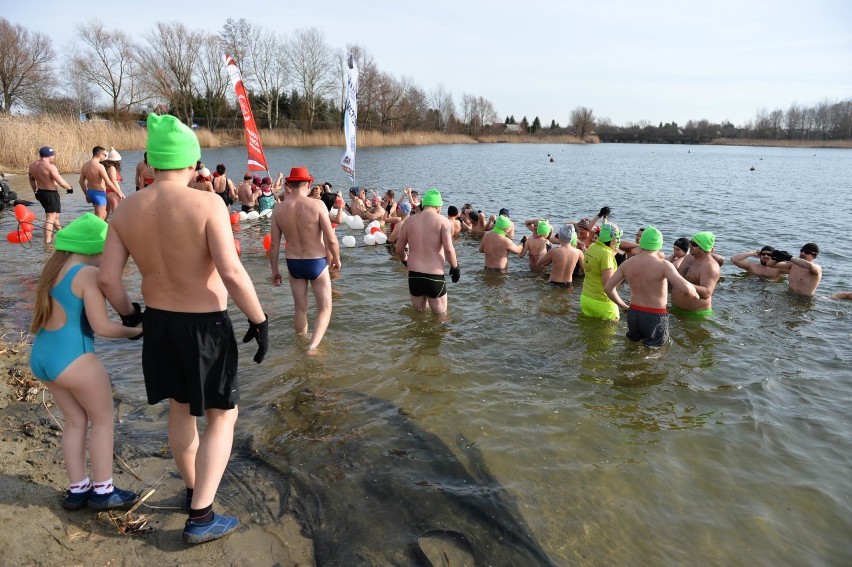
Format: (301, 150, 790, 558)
(79, 146, 118, 219)
(767, 243, 822, 296)
(29, 146, 73, 243)
(236, 173, 260, 212)
(447, 206, 464, 237)
(537, 224, 584, 287)
(269, 166, 341, 353)
(731, 246, 790, 278)
(395, 189, 460, 316)
(671, 231, 721, 318)
(604, 226, 700, 347)
(467, 210, 488, 236)
(479, 215, 522, 271)
(347, 186, 368, 218)
(98, 114, 268, 545)
(135, 152, 155, 191)
(519, 220, 552, 269)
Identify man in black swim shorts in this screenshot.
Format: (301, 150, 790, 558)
(28, 146, 74, 243)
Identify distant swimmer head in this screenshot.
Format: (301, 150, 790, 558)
(421, 189, 443, 208)
(145, 114, 200, 170)
(55, 213, 108, 256)
(800, 242, 819, 257)
(639, 226, 663, 251)
(558, 224, 577, 246)
(536, 220, 551, 237)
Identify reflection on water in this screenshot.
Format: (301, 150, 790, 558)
(1, 144, 851, 563)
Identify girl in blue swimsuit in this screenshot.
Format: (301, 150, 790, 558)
(30, 213, 142, 511)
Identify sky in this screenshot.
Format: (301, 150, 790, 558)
(5, 0, 852, 127)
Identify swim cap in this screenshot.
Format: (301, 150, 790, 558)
(536, 220, 551, 236)
(673, 237, 690, 253)
(598, 221, 622, 244)
(421, 189, 443, 208)
(639, 226, 663, 251)
(349, 186, 359, 196)
(692, 231, 715, 252)
(146, 114, 200, 170)
(106, 148, 122, 161)
(399, 201, 412, 215)
(55, 213, 108, 256)
(499, 207, 510, 218)
(199, 167, 211, 178)
(558, 224, 577, 245)
(493, 215, 512, 235)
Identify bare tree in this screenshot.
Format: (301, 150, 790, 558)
(429, 83, 456, 132)
(194, 34, 231, 130)
(570, 106, 595, 139)
(70, 20, 146, 120)
(219, 18, 257, 86)
(374, 72, 408, 133)
(346, 45, 378, 131)
(247, 28, 289, 129)
(286, 27, 336, 131)
(0, 18, 55, 112)
(474, 96, 497, 132)
(141, 22, 201, 124)
(65, 71, 98, 116)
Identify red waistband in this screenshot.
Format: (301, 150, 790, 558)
(630, 304, 668, 314)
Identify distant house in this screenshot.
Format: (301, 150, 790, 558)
(498, 124, 524, 134)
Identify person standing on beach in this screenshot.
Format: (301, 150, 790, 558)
(580, 221, 622, 320)
(269, 166, 341, 353)
(479, 215, 522, 271)
(604, 226, 700, 347)
(98, 114, 269, 545)
(79, 147, 118, 220)
(671, 232, 720, 318)
(395, 189, 460, 317)
(30, 213, 142, 512)
(29, 146, 74, 244)
(766, 243, 823, 296)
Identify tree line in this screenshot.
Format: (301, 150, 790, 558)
(1, 17, 850, 142)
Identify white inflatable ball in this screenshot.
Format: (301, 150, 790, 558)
(330, 208, 338, 216)
(363, 234, 376, 246)
(246, 210, 260, 220)
(374, 232, 388, 244)
(338, 211, 349, 222)
(350, 218, 365, 230)
(368, 220, 381, 229)
(341, 235, 356, 248)
(238, 211, 248, 221)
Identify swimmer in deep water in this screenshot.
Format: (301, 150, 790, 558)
(30, 213, 142, 511)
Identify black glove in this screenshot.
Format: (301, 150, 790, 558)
(120, 302, 143, 327)
(771, 250, 793, 262)
(66, 188, 74, 194)
(598, 206, 611, 218)
(242, 314, 269, 364)
(449, 265, 461, 283)
(520, 235, 527, 246)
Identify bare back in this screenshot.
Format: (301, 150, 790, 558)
(672, 253, 719, 311)
(271, 195, 331, 259)
(540, 245, 582, 283)
(398, 209, 454, 275)
(107, 181, 233, 311)
(29, 159, 61, 190)
(480, 231, 520, 270)
(619, 253, 679, 309)
(80, 159, 110, 191)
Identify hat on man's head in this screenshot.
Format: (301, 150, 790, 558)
(493, 215, 512, 234)
(421, 189, 443, 208)
(106, 148, 122, 161)
(639, 226, 663, 251)
(691, 231, 715, 252)
(285, 166, 313, 183)
(598, 221, 622, 244)
(558, 224, 577, 245)
(536, 220, 551, 237)
(145, 114, 200, 170)
(577, 217, 592, 230)
(55, 213, 108, 256)
(399, 201, 412, 216)
(39, 146, 55, 158)
(349, 186, 360, 196)
(499, 207, 510, 218)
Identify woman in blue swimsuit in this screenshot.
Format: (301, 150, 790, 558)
(30, 213, 142, 511)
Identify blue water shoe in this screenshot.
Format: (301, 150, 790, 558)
(183, 512, 239, 544)
(87, 487, 139, 510)
(62, 488, 92, 510)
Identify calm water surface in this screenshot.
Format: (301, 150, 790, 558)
(2, 143, 850, 565)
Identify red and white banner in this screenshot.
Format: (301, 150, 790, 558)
(224, 53, 268, 172)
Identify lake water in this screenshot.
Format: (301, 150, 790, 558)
(2, 143, 851, 565)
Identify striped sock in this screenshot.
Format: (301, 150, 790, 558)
(93, 478, 114, 495)
(69, 477, 92, 493)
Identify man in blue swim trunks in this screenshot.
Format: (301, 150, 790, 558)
(270, 166, 341, 353)
(79, 146, 119, 219)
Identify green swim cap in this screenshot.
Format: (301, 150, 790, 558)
(536, 220, 551, 236)
(493, 215, 512, 235)
(692, 231, 715, 252)
(598, 221, 622, 244)
(639, 226, 663, 251)
(55, 212, 108, 255)
(146, 113, 201, 170)
(421, 189, 443, 208)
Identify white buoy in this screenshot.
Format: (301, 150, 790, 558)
(363, 234, 376, 246)
(368, 220, 381, 229)
(239, 211, 248, 221)
(246, 210, 260, 220)
(330, 208, 338, 216)
(374, 232, 388, 244)
(338, 211, 349, 222)
(341, 235, 356, 248)
(350, 217, 365, 230)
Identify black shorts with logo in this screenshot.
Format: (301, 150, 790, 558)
(35, 189, 61, 213)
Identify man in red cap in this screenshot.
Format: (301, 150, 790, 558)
(269, 166, 341, 353)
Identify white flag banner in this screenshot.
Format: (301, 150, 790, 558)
(341, 53, 358, 183)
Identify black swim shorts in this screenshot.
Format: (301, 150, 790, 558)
(35, 189, 61, 213)
(626, 306, 669, 348)
(408, 270, 447, 299)
(142, 307, 239, 416)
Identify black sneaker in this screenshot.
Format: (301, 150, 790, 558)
(62, 488, 93, 510)
(87, 487, 139, 510)
(183, 512, 239, 544)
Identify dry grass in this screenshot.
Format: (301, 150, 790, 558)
(710, 137, 852, 149)
(477, 134, 587, 144)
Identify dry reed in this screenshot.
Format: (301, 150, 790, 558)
(710, 137, 852, 149)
